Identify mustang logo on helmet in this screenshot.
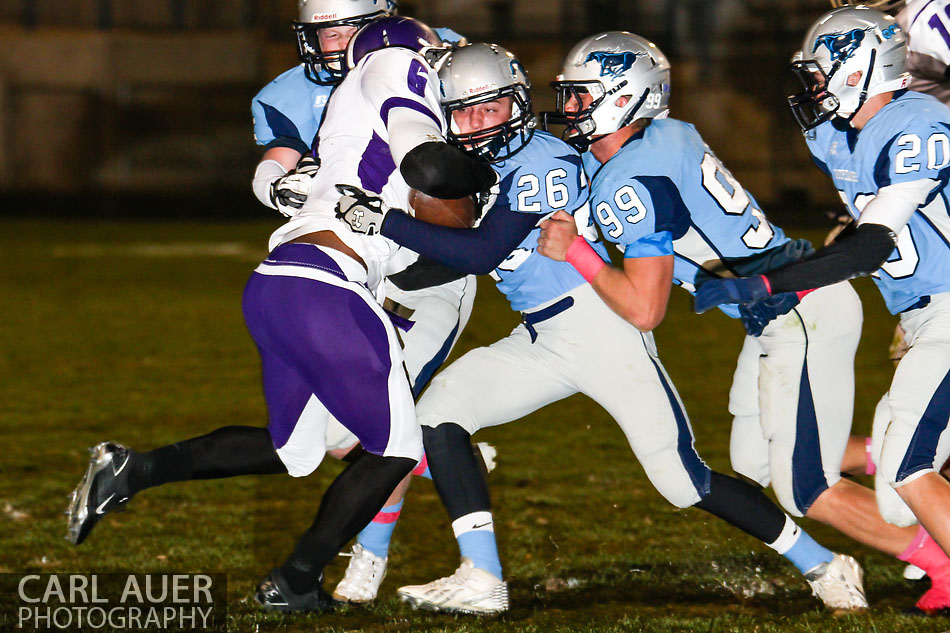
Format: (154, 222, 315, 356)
(813, 27, 874, 62)
(584, 51, 646, 78)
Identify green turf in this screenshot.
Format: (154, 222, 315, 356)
(1, 219, 945, 632)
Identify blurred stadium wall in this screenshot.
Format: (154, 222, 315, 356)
(0, 0, 836, 222)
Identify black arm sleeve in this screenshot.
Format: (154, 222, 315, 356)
(399, 142, 497, 199)
(765, 223, 897, 294)
(380, 202, 540, 275)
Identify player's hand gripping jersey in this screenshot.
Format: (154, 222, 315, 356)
(583, 118, 808, 318)
(268, 46, 447, 292)
(806, 91, 950, 313)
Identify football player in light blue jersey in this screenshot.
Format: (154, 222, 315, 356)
(250, 2, 481, 605)
(535, 31, 948, 612)
(337, 42, 874, 616)
(252, 0, 393, 216)
(251, 0, 463, 216)
(696, 6, 950, 613)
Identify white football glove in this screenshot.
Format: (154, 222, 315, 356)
(270, 156, 320, 217)
(334, 185, 391, 235)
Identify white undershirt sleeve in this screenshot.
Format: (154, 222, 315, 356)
(857, 178, 939, 233)
(252, 159, 287, 209)
(387, 107, 446, 166)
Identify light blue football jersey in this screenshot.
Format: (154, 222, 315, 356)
(806, 91, 950, 314)
(584, 118, 803, 318)
(252, 65, 333, 152)
(491, 130, 608, 312)
(251, 28, 463, 153)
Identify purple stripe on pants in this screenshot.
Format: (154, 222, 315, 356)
(242, 245, 396, 455)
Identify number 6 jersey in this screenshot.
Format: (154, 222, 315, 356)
(806, 90, 950, 313)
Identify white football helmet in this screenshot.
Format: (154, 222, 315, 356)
(789, 6, 909, 130)
(294, 0, 395, 84)
(542, 31, 670, 150)
(829, 0, 905, 12)
(438, 43, 536, 163)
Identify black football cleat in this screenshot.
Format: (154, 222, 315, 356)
(255, 568, 339, 613)
(66, 442, 134, 545)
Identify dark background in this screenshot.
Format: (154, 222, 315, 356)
(0, 0, 836, 224)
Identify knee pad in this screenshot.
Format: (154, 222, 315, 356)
(639, 451, 708, 509)
(730, 415, 771, 487)
(876, 471, 919, 527)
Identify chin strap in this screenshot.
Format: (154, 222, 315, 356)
(844, 48, 877, 125)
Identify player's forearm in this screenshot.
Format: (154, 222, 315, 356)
(590, 270, 667, 331)
(765, 223, 896, 294)
(399, 142, 497, 200)
(381, 203, 537, 275)
(585, 256, 672, 332)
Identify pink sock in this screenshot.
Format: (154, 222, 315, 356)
(899, 525, 950, 575)
(865, 437, 876, 476)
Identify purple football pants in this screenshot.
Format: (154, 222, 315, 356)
(242, 243, 420, 468)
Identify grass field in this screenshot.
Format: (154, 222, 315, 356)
(1, 218, 946, 632)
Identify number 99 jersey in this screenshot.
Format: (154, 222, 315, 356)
(806, 90, 950, 313)
(583, 118, 800, 317)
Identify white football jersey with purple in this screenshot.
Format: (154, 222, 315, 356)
(268, 47, 447, 292)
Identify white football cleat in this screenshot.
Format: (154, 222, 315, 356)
(904, 564, 927, 581)
(332, 543, 387, 603)
(475, 442, 498, 473)
(805, 554, 868, 614)
(397, 558, 508, 615)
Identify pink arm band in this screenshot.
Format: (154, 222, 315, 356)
(566, 235, 607, 283)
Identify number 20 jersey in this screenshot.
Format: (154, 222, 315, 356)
(583, 118, 800, 318)
(806, 90, 950, 313)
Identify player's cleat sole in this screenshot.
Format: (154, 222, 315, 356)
(66, 442, 133, 545)
(397, 558, 508, 615)
(805, 553, 868, 614)
(255, 569, 339, 613)
(333, 543, 387, 603)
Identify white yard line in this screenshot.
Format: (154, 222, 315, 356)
(51, 242, 265, 259)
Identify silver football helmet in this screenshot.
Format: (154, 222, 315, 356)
(789, 6, 909, 130)
(438, 43, 535, 163)
(294, 0, 395, 85)
(542, 31, 670, 150)
(829, 0, 905, 12)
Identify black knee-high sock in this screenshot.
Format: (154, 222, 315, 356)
(279, 452, 415, 594)
(422, 423, 491, 520)
(128, 426, 286, 495)
(694, 471, 787, 544)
